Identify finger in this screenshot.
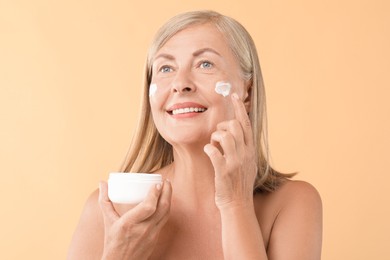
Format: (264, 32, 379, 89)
(122, 182, 162, 223)
(231, 92, 254, 146)
(217, 120, 245, 155)
(210, 130, 236, 160)
(204, 143, 225, 172)
(98, 181, 120, 222)
(154, 179, 173, 228)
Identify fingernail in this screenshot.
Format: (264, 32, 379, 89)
(203, 145, 210, 154)
(156, 183, 162, 190)
(232, 93, 239, 100)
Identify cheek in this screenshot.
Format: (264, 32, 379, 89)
(149, 84, 164, 119)
(214, 81, 231, 97)
(210, 80, 244, 119)
(212, 78, 245, 98)
(149, 82, 170, 107)
(149, 83, 157, 97)
(221, 99, 236, 119)
(211, 93, 235, 120)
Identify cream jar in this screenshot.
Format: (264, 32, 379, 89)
(108, 173, 162, 204)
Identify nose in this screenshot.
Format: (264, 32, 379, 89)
(171, 68, 196, 94)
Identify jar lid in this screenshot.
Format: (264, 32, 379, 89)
(109, 172, 162, 181)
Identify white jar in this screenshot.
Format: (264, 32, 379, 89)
(108, 173, 162, 204)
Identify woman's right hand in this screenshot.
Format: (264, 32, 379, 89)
(98, 179, 172, 260)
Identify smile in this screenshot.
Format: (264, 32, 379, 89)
(172, 107, 207, 115)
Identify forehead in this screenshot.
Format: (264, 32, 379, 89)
(155, 23, 233, 57)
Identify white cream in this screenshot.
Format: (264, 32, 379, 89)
(215, 81, 231, 97)
(149, 83, 157, 97)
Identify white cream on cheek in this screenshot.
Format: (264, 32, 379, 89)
(149, 83, 157, 97)
(215, 81, 232, 97)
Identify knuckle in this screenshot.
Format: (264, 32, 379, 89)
(118, 219, 133, 232)
(220, 131, 231, 140)
(229, 158, 241, 169)
(219, 170, 231, 179)
(142, 203, 157, 215)
(217, 121, 225, 129)
(159, 200, 171, 212)
(229, 119, 239, 129)
(243, 118, 252, 128)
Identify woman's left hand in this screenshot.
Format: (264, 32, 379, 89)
(204, 92, 258, 210)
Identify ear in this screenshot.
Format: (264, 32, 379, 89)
(243, 80, 252, 113)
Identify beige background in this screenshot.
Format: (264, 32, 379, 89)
(1, 0, 389, 259)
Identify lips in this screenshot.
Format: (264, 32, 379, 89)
(166, 102, 207, 115)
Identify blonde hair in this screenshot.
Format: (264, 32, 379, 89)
(121, 10, 294, 193)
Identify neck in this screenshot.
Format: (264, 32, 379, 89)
(166, 143, 217, 210)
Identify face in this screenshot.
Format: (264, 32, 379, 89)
(149, 23, 249, 147)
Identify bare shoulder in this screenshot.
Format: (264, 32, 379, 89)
(278, 180, 322, 206)
(280, 180, 322, 225)
(254, 180, 322, 213)
(255, 180, 323, 259)
(67, 189, 104, 260)
(83, 189, 103, 225)
(76, 188, 103, 226)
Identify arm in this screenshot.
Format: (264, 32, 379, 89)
(204, 92, 268, 259)
(267, 181, 323, 259)
(219, 202, 268, 259)
(219, 181, 322, 260)
(204, 93, 322, 259)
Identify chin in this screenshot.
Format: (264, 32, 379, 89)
(163, 133, 209, 148)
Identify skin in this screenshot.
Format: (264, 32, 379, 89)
(67, 23, 322, 259)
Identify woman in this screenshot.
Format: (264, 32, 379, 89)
(68, 10, 322, 259)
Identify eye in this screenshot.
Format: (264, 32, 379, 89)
(160, 65, 173, 73)
(199, 61, 213, 69)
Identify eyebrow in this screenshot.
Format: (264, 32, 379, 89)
(153, 47, 221, 63)
(153, 53, 175, 62)
(192, 48, 221, 57)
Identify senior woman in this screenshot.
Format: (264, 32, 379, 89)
(68, 10, 322, 260)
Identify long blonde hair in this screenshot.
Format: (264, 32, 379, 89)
(121, 10, 294, 192)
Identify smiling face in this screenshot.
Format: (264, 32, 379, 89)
(149, 23, 249, 147)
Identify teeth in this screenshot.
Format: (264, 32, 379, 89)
(172, 107, 206, 115)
